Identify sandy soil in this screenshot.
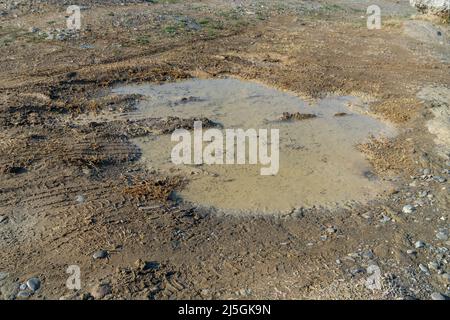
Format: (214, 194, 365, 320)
(0, 0, 449, 300)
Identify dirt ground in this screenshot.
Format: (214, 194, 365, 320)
(0, 0, 449, 300)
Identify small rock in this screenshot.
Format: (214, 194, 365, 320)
(92, 250, 108, 259)
(75, 195, 85, 204)
(419, 264, 429, 274)
(434, 176, 447, 183)
(402, 205, 415, 214)
(362, 250, 374, 259)
(418, 190, 428, 198)
(423, 168, 431, 175)
(26, 278, 41, 292)
(326, 227, 337, 234)
(0, 215, 8, 224)
(407, 249, 417, 255)
(415, 241, 426, 249)
(320, 235, 328, 241)
(19, 283, 27, 291)
(80, 43, 95, 49)
(91, 284, 111, 299)
(28, 27, 39, 33)
(350, 268, 365, 275)
(431, 292, 449, 300)
(16, 291, 31, 299)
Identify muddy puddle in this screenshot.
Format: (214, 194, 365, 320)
(94, 78, 397, 214)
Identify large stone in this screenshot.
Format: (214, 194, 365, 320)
(410, 0, 450, 17)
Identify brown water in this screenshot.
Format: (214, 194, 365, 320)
(107, 78, 396, 214)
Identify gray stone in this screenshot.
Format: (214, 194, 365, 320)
(419, 263, 430, 274)
(26, 277, 41, 292)
(402, 205, 415, 214)
(415, 240, 426, 248)
(423, 168, 431, 175)
(362, 250, 374, 259)
(80, 44, 95, 49)
(0, 215, 7, 224)
(434, 176, 447, 183)
(91, 284, 112, 299)
(93, 250, 108, 259)
(326, 227, 337, 234)
(418, 190, 428, 197)
(75, 195, 85, 204)
(431, 292, 449, 300)
(16, 291, 32, 299)
(407, 249, 417, 255)
(351, 268, 365, 275)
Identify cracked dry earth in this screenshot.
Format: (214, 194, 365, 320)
(0, 0, 449, 300)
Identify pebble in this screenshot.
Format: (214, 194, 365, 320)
(402, 205, 415, 214)
(326, 227, 337, 234)
(419, 264, 430, 274)
(16, 291, 31, 299)
(362, 250, 374, 259)
(19, 283, 27, 291)
(80, 44, 95, 49)
(0, 215, 7, 224)
(418, 190, 428, 198)
(91, 284, 112, 299)
(406, 249, 417, 255)
(431, 292, 449, 300)
(350, 268, 365, 275)
(415, 241, 426, 249)
(423, 168, 431, 175)
(92, 250, 108, 259)
(26, 278, 41, 292)
(75, 195, 85, 204)
(434, 176, 447, 183)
